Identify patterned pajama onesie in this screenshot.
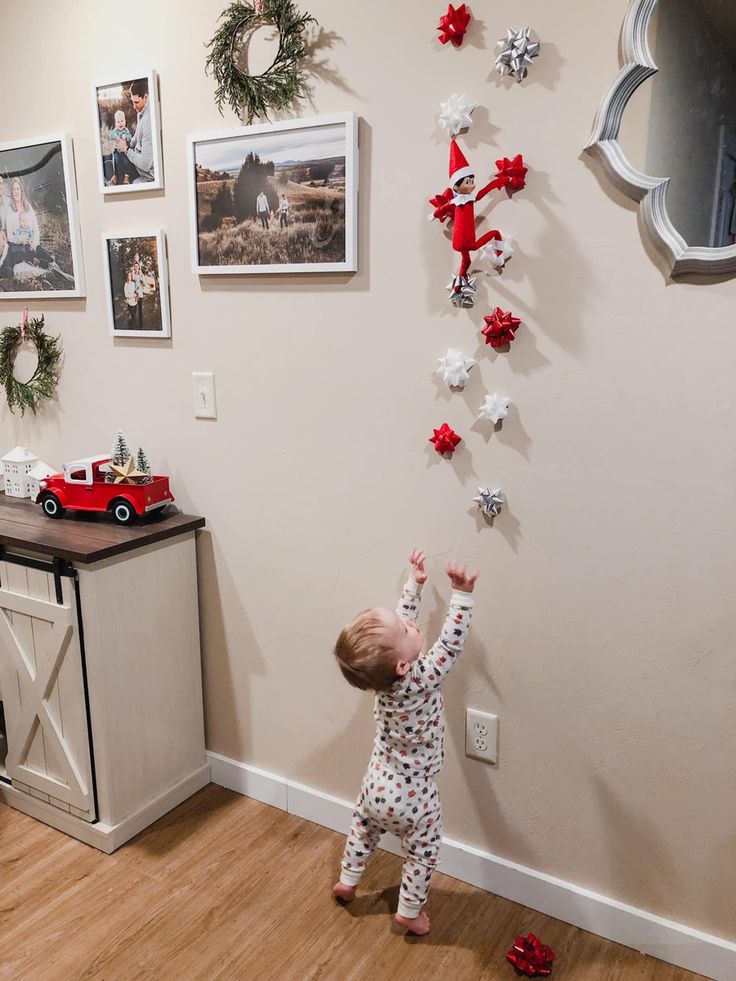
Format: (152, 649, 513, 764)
(339, 580, 474, 918)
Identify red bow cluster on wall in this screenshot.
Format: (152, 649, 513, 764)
(494, 154, 528, 192)
(437, 3, 471, 47)
(482, 307, 522, 348)
(428, 186, 454, 216)
(429, 423, 462, 456)
(506, 933, 555, 977)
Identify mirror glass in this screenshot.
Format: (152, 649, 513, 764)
(618, 0, 736, 248)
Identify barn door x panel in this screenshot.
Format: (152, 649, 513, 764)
(0, 565, 95, 819)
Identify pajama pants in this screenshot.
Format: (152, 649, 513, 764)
(340, 763, 443, 919)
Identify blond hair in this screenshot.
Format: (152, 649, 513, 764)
(334, 610, 398, 692)
(9, 177, 31, 214)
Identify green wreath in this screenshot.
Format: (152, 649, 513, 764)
(0, 315, 62, 416)
(206, 0, 317, 123)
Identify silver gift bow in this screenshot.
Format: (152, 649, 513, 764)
(495, 28, 540, 82)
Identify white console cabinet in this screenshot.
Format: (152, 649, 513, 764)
(0, 495, 209, 852)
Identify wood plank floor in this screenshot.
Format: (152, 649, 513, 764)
(0, 785, 708, 981)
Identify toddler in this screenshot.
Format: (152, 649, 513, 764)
(13, 211, 32, 247)
(333, 549, 478, 936)
(109, 110, 133, 185)
(109, 109, 133, 145)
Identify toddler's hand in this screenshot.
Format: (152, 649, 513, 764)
(446, 560, 479, 593)
(409, 548, 428, 585)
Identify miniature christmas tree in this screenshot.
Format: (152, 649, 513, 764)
(112, 431, 130, 464)
(136, 446, 152, 484)
(107, 430, 131, 482)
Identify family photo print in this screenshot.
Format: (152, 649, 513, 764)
(102, 231, 171, 338)
(188, 113, 358, 274)
(0, 134, 85, 299)
(92, 71, 164, 194)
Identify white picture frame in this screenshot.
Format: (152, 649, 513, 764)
(92, 70, 164, 195)
(187, 112, 358, 275)
(0, 133, 85, 299)
(102, 231, 171, 338)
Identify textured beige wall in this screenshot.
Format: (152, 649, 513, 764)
(1, 0, 734, 939)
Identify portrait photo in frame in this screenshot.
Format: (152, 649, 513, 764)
(92, 70, 164, 194)
(187, 112, 358, 275)
(102, 231, 171, 338)
(0, 134, 85, 299)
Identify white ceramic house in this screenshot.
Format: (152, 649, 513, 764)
(1, 446, 39, 498)
(27, 461, 57, 502)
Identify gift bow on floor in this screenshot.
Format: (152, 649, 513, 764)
(506, 932, 555, 977)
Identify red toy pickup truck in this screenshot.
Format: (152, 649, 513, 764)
(36, 455, 174, 525)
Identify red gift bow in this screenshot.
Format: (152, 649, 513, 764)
(494, 154, 528, 192)
(482, 307, 522, 348)
(437, 3, 471, 47)
(429, 187, 453, 209)
(506, 933, 555, 977)
(429, 422, 462, 455)
(429, 187, 454, 222)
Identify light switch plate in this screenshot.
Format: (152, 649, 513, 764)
(193, 372, 217, 419)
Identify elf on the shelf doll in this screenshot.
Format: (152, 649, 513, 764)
(430, 141, 526, 307)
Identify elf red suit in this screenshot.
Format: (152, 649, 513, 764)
(430, 142, 527, 302)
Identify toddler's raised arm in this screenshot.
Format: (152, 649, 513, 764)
(394, 548, 427, 622)
(412, 590, 474, 688)
(411, 561, 478, 688)
(395, 578, 423, 622)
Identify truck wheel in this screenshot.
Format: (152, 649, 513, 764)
(41, 494, 65, 518)
(111, 499, 136, 525)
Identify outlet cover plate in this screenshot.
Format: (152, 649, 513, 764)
(465, 708, 498, 764)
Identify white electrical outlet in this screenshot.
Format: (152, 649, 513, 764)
(465, 708, 498, 764)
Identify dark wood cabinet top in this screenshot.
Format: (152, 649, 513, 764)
(0, 494, 205, 564)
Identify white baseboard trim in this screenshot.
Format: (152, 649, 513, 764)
(207, 751, 735, 981)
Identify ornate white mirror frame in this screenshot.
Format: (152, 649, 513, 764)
(584, 0, 736, 277)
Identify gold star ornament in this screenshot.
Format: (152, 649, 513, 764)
(108, 456, 147, 484)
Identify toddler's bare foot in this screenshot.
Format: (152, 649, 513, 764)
(395, 911, 430, 935)
(333, 881, 356, 904)
(123, 175, 130, 184)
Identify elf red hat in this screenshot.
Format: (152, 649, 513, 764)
(449, 140, 473, 187)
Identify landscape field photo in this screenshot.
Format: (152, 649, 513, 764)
(193, 120, 351, 271)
